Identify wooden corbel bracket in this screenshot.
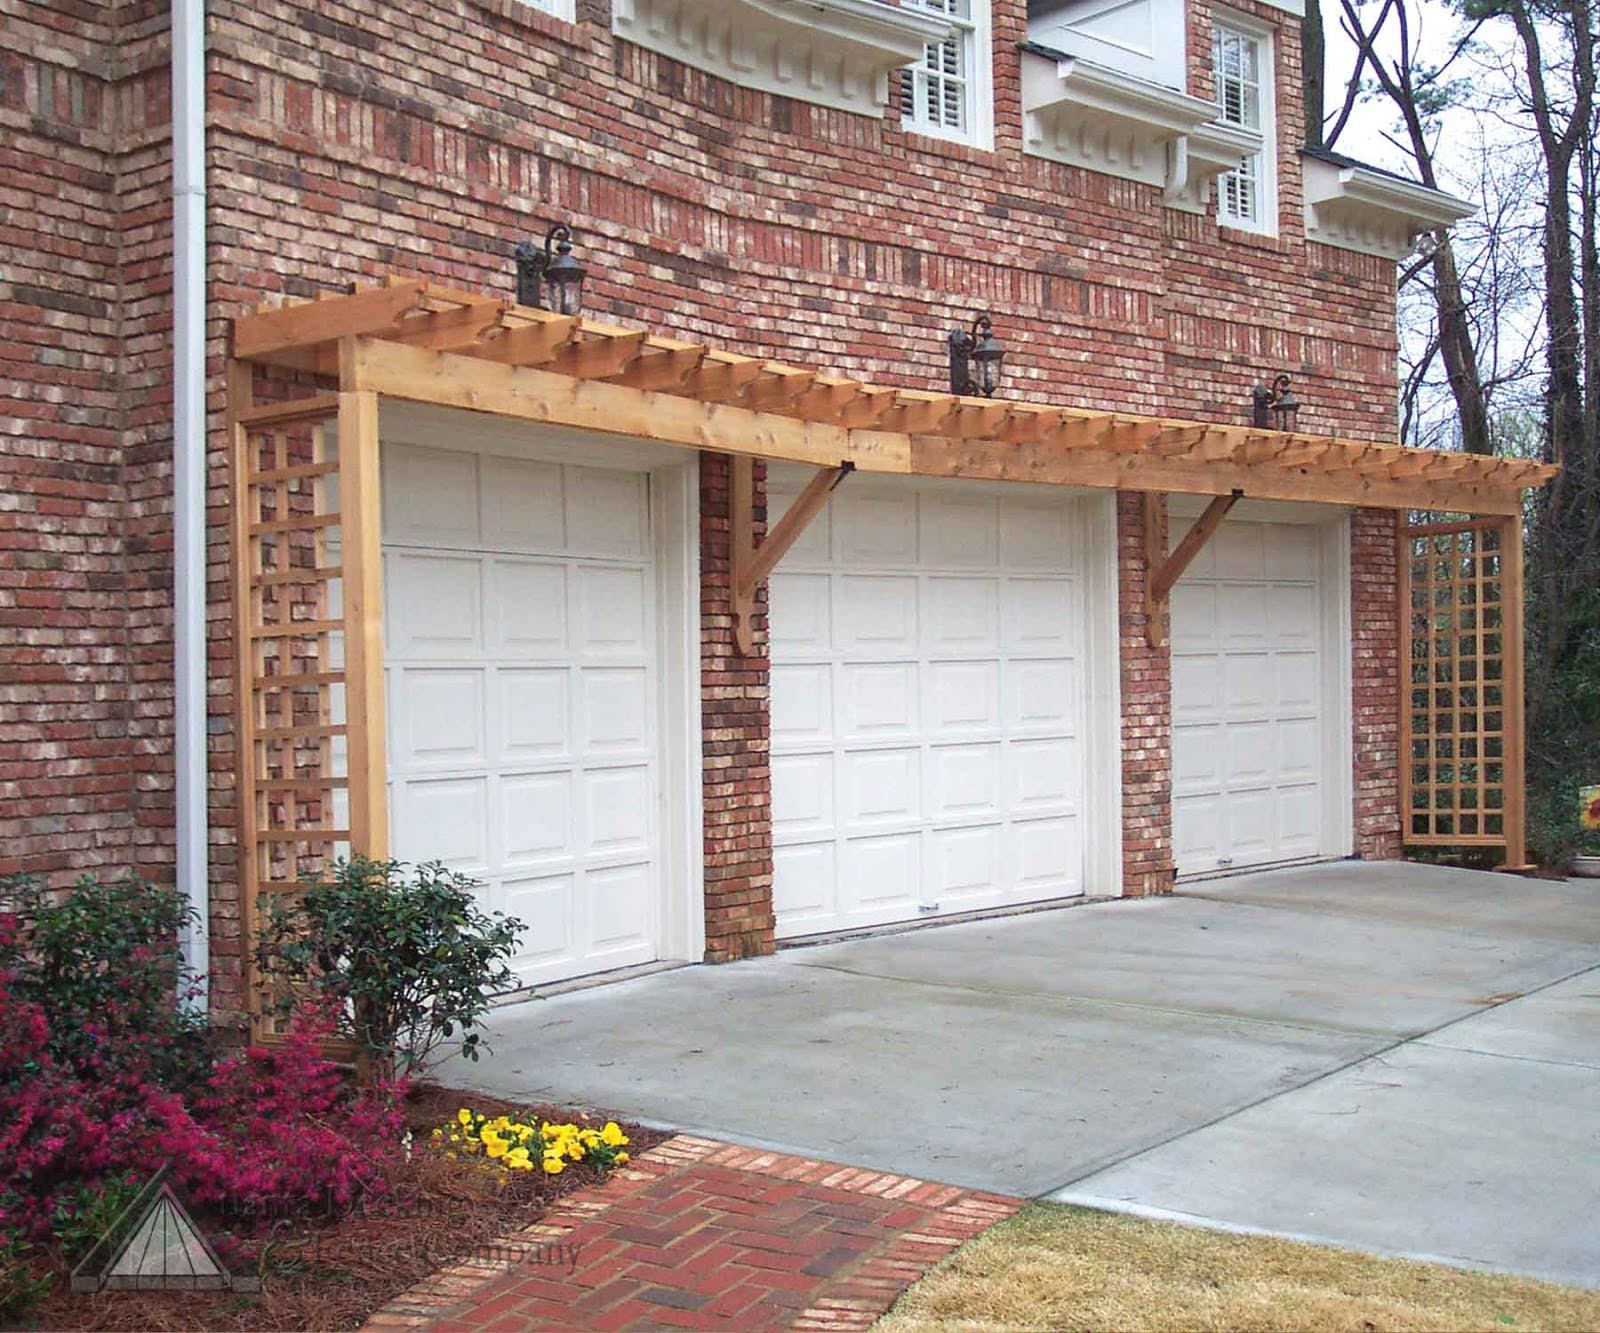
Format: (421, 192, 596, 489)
(1143, 488, 1242, 648)
(730, 455, 854, 655)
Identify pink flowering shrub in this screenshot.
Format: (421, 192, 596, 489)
(0, 961, 406, 1242)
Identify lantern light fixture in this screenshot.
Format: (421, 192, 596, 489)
(949, 314, 1005, 398)
(1252, 372, 1300, 432)
(514, 223, 586, 316)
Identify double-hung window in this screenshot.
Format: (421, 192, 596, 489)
(1213, 20, 1275, 231)
(901, 0, 992, 147)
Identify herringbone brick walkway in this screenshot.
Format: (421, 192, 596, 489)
(365, 1135, 1019, 1331)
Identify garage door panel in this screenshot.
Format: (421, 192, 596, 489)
(402, 668, 487, 767)
(499, 668, 569, 762)
(1173, 655, 1221, 715)
(501, 873, 576, 970)
(1225, 722, 1274, 783)
(836, 493, 917, 564)
(837, 575, 917, 649)
(1175, 795, 1222, 861)
(844, 748, 921, 826)
(584, 767, 651, 856)
(773, 842, 835, 922)
(584, 863, 656, 957)
(1007, 659, 1077, 733)
(1173, 723, 1223, 790)
(580, 667, 651, 755)
(772, 753, 833, 835)
(845, 834, 921, 912)
(922, 495, 999, 566)
(566, 466, 647, 559)
(1213, 523, 1266, 579)
(927, 576, 1000, 651)
(488, 559, 567, 657)
(501, 772, 572, 863)
(1014, 816, 1081, 893)
(933, 825, 1003, 898)
(1226, 789, 1274, 857)
(1275, 716, 1320, 778)
(1269, 583, 1318, 640)
(926, 661, 1000, 733)
(1276, 784, 1320, 850)
(1171, 584, 1216, 651)
(1275, 651, 1318, 707)
(1010, 737, 1080, 812)
(385, 444, 480, 546)
(929, 743, 1002, 819)
(399, 775, 489, 871)
(840, 662, 918, 738)
(1000, 501, 1074, 569)
(576, 565, 648, 657)
(483, 455, 563, 550)
(1002, 577, 1077, 650)
(772, 663, 832, 742)
(768, 484, 832, 564)
(1218, 583, 1269, 643)
(769, 573, 832, 653)
(391, 553, 482, 658)
(1222, 652, 1272, 711)
(772, 474, 1092, 937)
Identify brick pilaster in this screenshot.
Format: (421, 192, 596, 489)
(1118, 493, 1175, 896)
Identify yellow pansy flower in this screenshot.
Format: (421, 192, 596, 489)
(600, 1123, 628, 1147)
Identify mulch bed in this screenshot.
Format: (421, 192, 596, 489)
(22, 1085, 669, 1332)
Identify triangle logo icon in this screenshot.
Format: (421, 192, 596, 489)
(71, 1166, 259, 1293)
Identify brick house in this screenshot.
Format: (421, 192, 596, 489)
(7, 0, 1548, 1022)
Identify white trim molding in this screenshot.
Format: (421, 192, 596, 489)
(1022, 45, 1255, 211)
(612, 0, 954, 117)
(1302, 150, 1475, 260)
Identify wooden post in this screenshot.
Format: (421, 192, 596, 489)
(338, 340, 389, 858)
(1501, 512, 1528, 870)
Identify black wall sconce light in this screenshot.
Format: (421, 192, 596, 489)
(949, 314, 1005, 397)
(1252, 373, 1300, 431)
(514, 224, 586, 316)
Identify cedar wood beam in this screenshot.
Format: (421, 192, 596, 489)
(344, 339, 1526, 515)
(1143, 490, 1241, 648)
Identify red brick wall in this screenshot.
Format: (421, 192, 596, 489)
(698, 453, 776, 961)
(6, 0, 1408, 999)
(1117, 494, 1175, 896)
(1352, 507, 1403, 859)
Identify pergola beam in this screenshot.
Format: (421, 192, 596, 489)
(1143, 490, 1242, 647)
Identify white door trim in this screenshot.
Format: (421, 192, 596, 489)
(377, 403, 704, 972)
(1169, 496, 1355, 868)
(1083, 492, 1124, 895)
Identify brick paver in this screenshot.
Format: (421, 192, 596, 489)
(364, 1136, 1019, 1331)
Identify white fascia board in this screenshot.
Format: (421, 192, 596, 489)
(1303, 155, 1476, 259)
(1023, 48, 1220, 186)
(613, 0, 954, 117)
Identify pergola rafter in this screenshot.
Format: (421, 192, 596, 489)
(232, 277, 1556, 516)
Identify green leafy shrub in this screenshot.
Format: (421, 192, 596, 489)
(51, 1173, 144, 1259)
(255, 857, 524, 1080)
(0, 873, 210, 1086)
(0, 1232, 52, 1325)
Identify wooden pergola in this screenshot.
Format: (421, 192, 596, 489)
(228, 277, 1556, 1020)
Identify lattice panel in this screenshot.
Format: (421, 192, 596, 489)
(232, 399, 356, 1034)
(1401, 518, 1517, 848)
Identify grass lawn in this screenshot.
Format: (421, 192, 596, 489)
(879, 1203, 1600, 1332)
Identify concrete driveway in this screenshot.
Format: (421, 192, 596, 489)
(443, 861, 1600, 1288)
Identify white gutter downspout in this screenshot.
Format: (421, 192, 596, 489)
(172, 0, 208, 1011)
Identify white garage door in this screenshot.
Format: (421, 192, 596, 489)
(382, 441, 660, 986)
(1171, 516, 1333, 875)
(768, 470, 1093, 938)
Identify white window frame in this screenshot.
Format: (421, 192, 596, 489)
(1212, 12, 1277, 235)
(522, 0, 576, 19)
(900, 0, 994, 150)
